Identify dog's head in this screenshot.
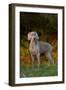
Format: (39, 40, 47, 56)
(28, 32, 39, 41)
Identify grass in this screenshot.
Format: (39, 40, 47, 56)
(20, 63, 58, 77)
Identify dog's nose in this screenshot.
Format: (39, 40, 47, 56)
(33, 36, 35, 39)
(34, 37, 36, 41)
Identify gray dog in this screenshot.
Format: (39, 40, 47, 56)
(28, 32, 54, 68)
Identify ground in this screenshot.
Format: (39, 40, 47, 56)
(20, 63, 58, 77)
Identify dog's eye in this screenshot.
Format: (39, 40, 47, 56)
(31, 33, 36, 36)
(34, 33, 36, 35)
(32, 34, 34, 36)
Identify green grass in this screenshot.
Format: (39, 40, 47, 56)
(20, 63, 58, 77)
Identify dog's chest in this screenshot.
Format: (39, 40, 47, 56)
(29, 44, 39, 55)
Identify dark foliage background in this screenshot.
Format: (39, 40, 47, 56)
(20, 12, 57, 42)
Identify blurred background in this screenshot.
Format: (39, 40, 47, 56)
(20, 12, 58, 77)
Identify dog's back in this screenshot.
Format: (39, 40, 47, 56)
(38, 41, 53, 54)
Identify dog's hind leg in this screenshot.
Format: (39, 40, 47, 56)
(46, 52, 54, 64)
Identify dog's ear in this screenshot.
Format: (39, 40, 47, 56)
(28, 32, 31, 40)
(35, 32, 39, 40)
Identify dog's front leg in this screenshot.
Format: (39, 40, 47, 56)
(31, 54, 34, 69)
(37, 53, 40, 68)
